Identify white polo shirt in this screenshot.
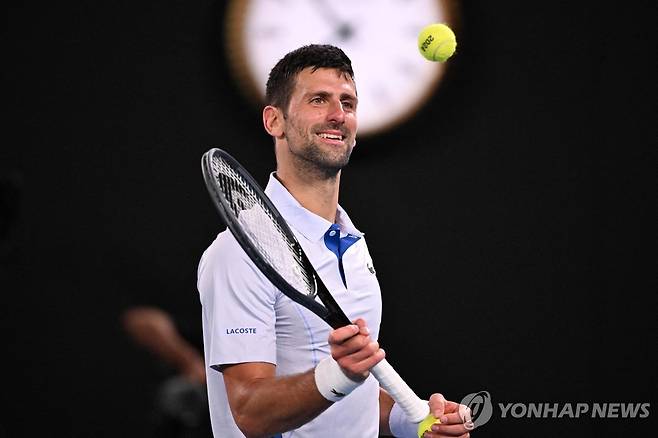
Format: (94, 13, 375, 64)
(197, 173, 383, 437)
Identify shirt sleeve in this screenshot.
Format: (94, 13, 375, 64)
(197, 232, 278, 369)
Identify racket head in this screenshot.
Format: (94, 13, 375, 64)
(201, 148, 350, 328)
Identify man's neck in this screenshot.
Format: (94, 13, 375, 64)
(274, 168, 340, 223)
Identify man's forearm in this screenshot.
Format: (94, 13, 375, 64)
(223, 365, 332, 438)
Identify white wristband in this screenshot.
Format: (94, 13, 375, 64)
(389, 400, 428, 438)
(314, 356, 362, 402)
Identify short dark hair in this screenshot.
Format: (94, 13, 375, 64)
(265, 44, 355, 114)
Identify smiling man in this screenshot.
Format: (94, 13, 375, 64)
(197, 45, 471, 438)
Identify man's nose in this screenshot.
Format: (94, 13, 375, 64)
(326, 100, 346, 124)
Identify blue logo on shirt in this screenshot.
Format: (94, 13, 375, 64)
(225, 327, 257, 335)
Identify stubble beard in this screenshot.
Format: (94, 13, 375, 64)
(288, 122, 354, 180)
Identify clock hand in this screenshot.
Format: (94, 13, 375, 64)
(312, 0, 356, 42)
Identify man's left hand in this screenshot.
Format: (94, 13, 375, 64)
(421, 393, 473, 438)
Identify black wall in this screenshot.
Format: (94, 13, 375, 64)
(3, 1, 655, 437)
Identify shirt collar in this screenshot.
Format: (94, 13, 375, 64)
(264, 172, 363, 242)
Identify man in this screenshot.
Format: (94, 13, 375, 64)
(198, 45, 471, 438)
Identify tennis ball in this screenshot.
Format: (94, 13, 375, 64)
(417, 414, 441, 437)
(418, 23, 457, 62)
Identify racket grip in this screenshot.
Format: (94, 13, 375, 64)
(371, 359, 429, 423)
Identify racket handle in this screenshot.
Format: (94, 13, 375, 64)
(371, 359, 429, 423)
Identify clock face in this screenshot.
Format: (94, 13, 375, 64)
(226, 0, 456, 136)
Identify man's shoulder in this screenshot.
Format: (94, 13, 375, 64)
(203, 229, 238, 256)
(199, 230, 252, 275)
(197, 229, 278, 303)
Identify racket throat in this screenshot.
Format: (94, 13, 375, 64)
(324, 311, 352, 330)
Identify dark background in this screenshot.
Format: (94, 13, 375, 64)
(2, 1, 655, 437)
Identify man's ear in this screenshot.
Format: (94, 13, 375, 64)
(263, 105, 284, 138)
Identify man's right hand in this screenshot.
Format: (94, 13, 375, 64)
(328, 318, 385, 381)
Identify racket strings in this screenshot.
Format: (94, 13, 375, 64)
(211, 156, 316, 297)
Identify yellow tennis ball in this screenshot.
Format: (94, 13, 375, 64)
(417, 414, 441, 437)
(418, 23, 457, 62)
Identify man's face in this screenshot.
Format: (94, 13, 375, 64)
(281, 67, 358, 176)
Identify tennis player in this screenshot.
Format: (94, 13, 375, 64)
(198, 45, 471, 438)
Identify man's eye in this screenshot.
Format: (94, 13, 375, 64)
(342, 101, 354, 109)
(311, 97, 325, 104)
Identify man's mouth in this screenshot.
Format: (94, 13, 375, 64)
(316, 131, 344, 143)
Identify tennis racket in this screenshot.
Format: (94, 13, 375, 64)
(201, 147, 436, 436)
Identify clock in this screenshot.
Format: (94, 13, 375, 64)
(225, 0, 459, 137)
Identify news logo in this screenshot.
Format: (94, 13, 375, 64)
(459, 391, 493, 429)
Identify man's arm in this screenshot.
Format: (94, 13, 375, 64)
(222, 362, 329, 437)
(221, 319, 384, 438)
